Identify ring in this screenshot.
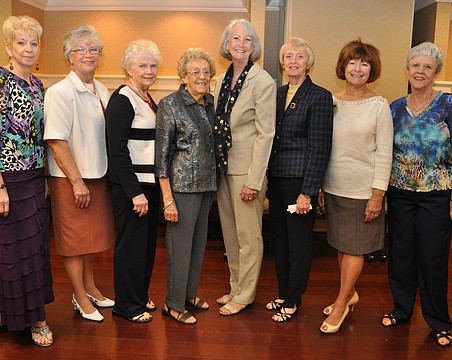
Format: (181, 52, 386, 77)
(376, 214, 379, 217)
(248, 197, 252, 200)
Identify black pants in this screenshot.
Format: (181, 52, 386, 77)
(268, 177, 317, 308)
(387, 186, 452, 332)
(111, 183, 160, 318)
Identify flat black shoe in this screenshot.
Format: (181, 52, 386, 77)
(382, 313, 398, 327)
(435, 330, 452, 346)
(185, 297, 209, 311)
(162, 305, 196, 325)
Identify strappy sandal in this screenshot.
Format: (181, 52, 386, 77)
(129, 312, 153, 323)
(382, 313, 398, 327)
(219, 301, 246, 316)
(112, 310, 153, 323)
(30, 324, 53, 347)
(272, 307, 298, 323)
(162, 305, 196, 325)
(146, 299, 157, 312)
(185, 297, 209, 311)
(216, 294, 233, 305)
(266, 299, 284, 311)
(435, 330, 452, 346)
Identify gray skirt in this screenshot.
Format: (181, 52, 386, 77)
(324, 192, 385, 255)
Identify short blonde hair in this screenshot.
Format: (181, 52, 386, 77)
(219, 19, 262, 62)
(177, 48, 216, 79)
(3, 15, 42, 46)
(279, 37, 315, 73)
(63, 25, 104, 63)
(121, 39, 162, 78)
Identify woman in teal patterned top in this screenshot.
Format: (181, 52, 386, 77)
(382, 42, 452, 347)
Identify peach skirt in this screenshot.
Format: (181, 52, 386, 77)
(49, 176, 115, 256)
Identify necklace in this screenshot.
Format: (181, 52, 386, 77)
(128, 83, 150, 103)
(408, 91, 435, 115)
(83, 81, 97, 95)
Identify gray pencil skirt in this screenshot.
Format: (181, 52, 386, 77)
(324, 192, 385, 255)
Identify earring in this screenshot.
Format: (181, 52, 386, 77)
(35, 63, 39, 71)
(9, 57, 13, 71)
(70, 63, 75, 71)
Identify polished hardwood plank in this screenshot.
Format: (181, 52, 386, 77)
(1, 219, 451, 359)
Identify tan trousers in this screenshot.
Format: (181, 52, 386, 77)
(217, 174, 266, 304)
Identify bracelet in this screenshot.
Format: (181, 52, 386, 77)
(0, 183, 6, 189)
(163, 200, 174, 210)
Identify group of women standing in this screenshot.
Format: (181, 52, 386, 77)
(0, 13, 451, 348)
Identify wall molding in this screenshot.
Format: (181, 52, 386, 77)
(19, 0, 247, 12)
(39, 74, 217, 101)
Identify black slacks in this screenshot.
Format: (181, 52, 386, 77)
(268, 176, 317, 308)
(111, 183, 160, 318)
(387, 186, 452, 332)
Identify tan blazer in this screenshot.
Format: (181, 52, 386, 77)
(214, 63, 276, 191)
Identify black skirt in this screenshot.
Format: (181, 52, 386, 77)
(0, 168, 54, 331)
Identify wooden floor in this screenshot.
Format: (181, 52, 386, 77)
(1, 218, 451, 359)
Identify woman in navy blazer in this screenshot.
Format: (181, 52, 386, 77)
(267, 37, 333, 322)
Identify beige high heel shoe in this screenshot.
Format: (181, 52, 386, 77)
(320, 305, 350, 334)
(323, 291, 359, 316)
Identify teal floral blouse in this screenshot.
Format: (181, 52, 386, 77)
(390, 91, 452, 192)
(0, 67, 46, 171)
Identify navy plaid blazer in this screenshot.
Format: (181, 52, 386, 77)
(268, 75, 333, 196)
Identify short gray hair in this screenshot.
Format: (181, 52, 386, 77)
(407, 42, 443, 73)
(219, 19, 262, 62)
(63, 25, 104, 63)
(177, 48, 216, 79)
(121, 39, 162, 78)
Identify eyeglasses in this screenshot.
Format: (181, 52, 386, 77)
(187, 68, 211, 77)
(71, 47, 100, 55)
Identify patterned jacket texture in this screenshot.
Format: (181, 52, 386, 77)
(155, 84, 217, 193)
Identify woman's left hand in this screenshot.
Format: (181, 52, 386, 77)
(364, 189, 384, 222)
(240, 185, 258, 202)
(296, 193, 311, 215)
(449, 200, 452, 220)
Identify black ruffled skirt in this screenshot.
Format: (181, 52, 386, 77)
(0, 168, 54, 331)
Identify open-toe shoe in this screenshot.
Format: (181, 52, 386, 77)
(162, 305, 196, 325)
(266, 298, 284, 311)
(30, 324, 53, 347)
(146, 299, 157, 312)
(272, 307, 297, 322)
(219, 301, 246, 316)
(323, 291, 359, 316)
(216, 294, 233, 305)
(320, 306, 350, 334)
(186, 297, 209, 311)
(381, 313, 398, 327)
(435, 330, 452, 346)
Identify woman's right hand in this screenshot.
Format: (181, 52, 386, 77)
(72, 181, 90, 208)
(0, 187, 9, 217)
(164, 201, 178, 223)
(132, 193, 148, 217)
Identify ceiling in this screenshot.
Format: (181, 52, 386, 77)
(17, 0, 443, 12)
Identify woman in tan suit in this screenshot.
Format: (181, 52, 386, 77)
(214, 19, 276, 315)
